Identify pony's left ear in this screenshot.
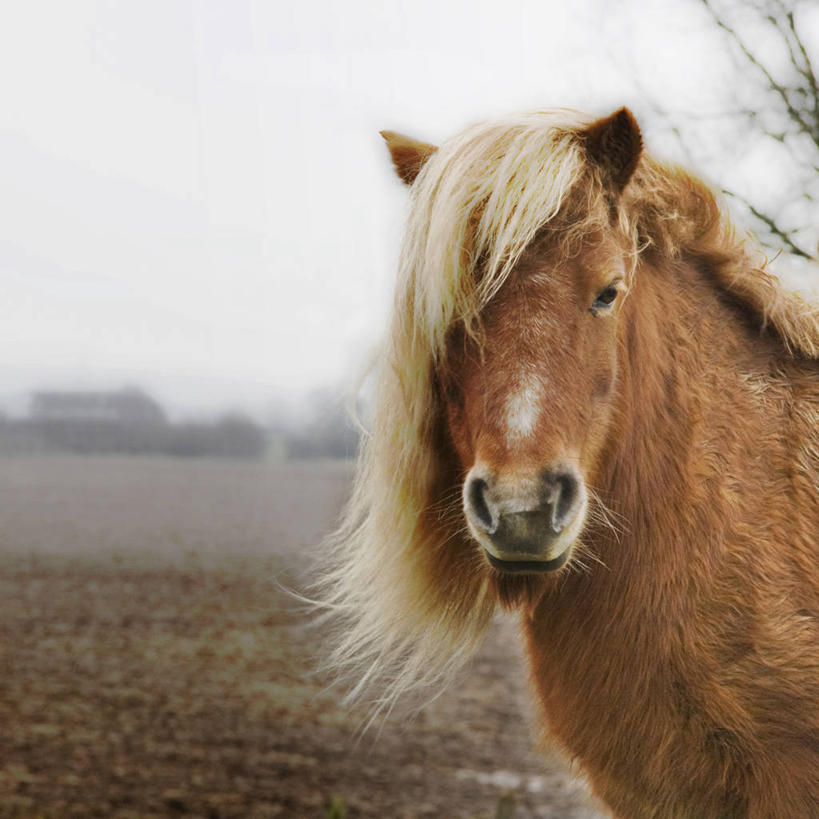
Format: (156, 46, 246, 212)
(582, 107, 642, 194)
(380, 130, 438, 185)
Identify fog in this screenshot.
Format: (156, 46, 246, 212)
(1, 0, 816, 424)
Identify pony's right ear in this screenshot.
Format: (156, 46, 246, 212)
(380, 131, 438, 186)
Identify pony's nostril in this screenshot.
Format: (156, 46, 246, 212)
(546, 472, 580, 533)
(466, 477, 496, 533)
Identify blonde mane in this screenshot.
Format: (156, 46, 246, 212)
(315, 109, 819, 714)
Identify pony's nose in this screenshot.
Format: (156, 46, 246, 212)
(464, 467, 583, 555)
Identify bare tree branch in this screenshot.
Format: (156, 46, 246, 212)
(783, 7, 819, 123)
(685, 0, 819, 260)
(723, 189, 814, 258)
(699, 0, 818, 148)
(610, 0, 818, 259)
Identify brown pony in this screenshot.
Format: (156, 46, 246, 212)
(318, 108, 819, 817)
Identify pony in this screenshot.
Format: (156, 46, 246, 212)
(318, 107, 819, 817)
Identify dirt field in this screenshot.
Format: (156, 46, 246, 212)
(0, 456, 603, 818)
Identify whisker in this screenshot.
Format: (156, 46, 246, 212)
(586, 487, 629, 541)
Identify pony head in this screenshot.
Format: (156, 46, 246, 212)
(384, 108, 641, 584)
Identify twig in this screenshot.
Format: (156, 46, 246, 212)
(699, 0, 818, 147)
(723, 188, 814, 258)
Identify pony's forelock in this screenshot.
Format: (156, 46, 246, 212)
(407, 110, 597, 355)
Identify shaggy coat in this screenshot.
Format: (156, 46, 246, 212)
(319, 108, 819, 818)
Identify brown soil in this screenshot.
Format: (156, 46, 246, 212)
(0, 457, 603, 818)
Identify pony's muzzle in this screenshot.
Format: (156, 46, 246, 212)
(463, 465, 586, 572)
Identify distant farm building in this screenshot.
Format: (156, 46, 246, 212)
(22, 388, 267, 459)
(30, 389, 166, 425)
(27, 389, 167, 455)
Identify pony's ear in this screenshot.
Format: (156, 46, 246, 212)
(583, 107, 642, 193)
(380, 130, 438, 185)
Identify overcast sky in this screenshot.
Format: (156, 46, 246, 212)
(1, 1, 816, 420)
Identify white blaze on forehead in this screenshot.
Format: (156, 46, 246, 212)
(505, 378, 543, 444)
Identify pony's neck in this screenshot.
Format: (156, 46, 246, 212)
(593, 250, 781, 582)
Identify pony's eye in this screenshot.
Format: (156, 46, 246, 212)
(591, 285, 619, 313)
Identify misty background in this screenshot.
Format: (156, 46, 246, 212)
(1, 0, 817, 460)
(3, 3, 819, 816)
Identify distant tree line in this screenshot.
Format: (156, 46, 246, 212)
(0, 387, 361, 461)
(18, 413, 268, 459)
(271, 387, 361, 461)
